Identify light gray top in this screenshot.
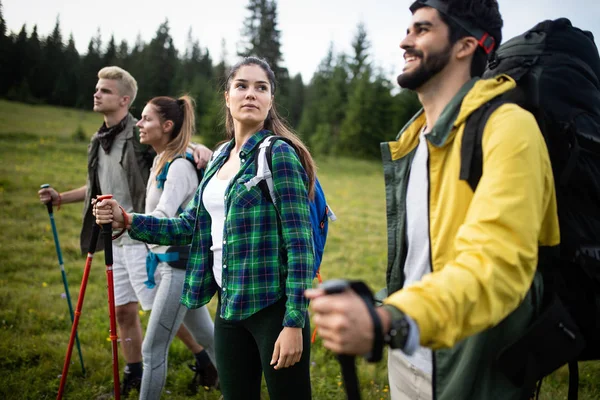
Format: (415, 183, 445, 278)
(145, 153, 199, 253)
(97, 132, 135, 246)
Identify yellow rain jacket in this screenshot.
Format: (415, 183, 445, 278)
(380, 75, 560, 399)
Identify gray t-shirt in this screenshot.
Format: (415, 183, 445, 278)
(97, 132, 136, 246)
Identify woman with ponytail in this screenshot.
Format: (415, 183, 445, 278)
(134, 95, 218, 399)
(95, 57, 314, 399)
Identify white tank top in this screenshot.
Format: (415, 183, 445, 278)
(202, 174, 231, 287)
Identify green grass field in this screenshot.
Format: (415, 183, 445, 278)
(0, 100, 598, 399)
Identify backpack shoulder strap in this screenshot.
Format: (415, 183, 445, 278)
(156, 155, 183, 189)
(264, 136, 297, 204)
(207, 142, 229, 170)
(254, 135, 279, 205)
(156, 150, 201, 190)
(460, 98, 510, 191)
(183, 150, 205, 183)
(246, 135, 296, 207)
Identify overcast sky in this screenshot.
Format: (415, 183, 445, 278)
(3, 0, 600, 84)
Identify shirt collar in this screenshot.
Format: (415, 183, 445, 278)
(238, 129, 272, 159)
(211, 129, 273, 169)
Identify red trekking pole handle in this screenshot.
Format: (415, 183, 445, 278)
(97, 194, 121, 399)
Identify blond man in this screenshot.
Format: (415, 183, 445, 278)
(39, 66, 213, 395)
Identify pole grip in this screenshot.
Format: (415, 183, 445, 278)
(88, 223, 101, 255)
(97, 194, 114, 265)
(40, 184, 53, 214)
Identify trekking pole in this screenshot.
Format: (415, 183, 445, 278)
(56, 223, 101, 400)
(320, 279, 362, 400)
(40, 184, 86, 376)
(97, 194, 121, 400)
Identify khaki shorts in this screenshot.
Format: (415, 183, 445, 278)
(111, 242, 160, 310)
(388, 349, 433, 400)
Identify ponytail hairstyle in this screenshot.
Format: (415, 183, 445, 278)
(224, 56, 317, 198)
(147, 94, 196, 181)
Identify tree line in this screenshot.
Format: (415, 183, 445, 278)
(0, 0, 421, 157)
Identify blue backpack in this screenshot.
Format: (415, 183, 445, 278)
(251, 136, 336, 280)
(209, 136, 336, 279)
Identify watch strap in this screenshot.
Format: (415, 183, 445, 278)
(382, 304, 410, 350)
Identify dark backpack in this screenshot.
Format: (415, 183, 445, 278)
(460, 18, 600, 399)
(253, 135, 336, 282)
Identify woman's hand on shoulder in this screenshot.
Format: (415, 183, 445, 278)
(191, 144, 213, 169)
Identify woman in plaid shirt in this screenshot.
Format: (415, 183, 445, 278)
(95, 56, 315, 400)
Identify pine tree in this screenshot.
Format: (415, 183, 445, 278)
(177, 28, 212, 90)
(200, 39, 229, 149)
(0, 0, 12, 95)
(38, 16, 66, 102)
(298, 43, 335, 149)
(214, 38, 229, 90)
(238, 0, 290, 118)
(24, 25, 42, 102)
(0, 1, 5, 38)
(116, 39, 129, 68)
(349, 22, 370, 81)
(52, 34, 80, 106)
(238, 0, 283, 66)
(104, 35, 118, 66)
(287, 73, 304, 128)
(77, 29, 103, 108)
(299, 47, 349, 155)
(340, 68, 398, 158)
(325, 55, 350, 151)
(338, 23, 389, 157)
(8, 25, 29, 99)
(126, 33, 145, 107)
(140, 20, 178, 105)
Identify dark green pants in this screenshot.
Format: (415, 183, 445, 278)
(215, 296, 312, 400)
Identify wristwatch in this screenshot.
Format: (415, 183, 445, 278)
(382, 305, 410, 350)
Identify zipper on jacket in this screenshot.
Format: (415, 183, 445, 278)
(426, 140, 437, 400)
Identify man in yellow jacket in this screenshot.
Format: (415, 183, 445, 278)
(306, 1, 560, 399)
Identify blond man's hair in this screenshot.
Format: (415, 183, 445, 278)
(97, 66, 138, 107)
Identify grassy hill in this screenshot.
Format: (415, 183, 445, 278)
(0, 99, 597, 399)
(0, 99, 103, 138)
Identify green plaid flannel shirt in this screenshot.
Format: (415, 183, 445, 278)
(129, 130, 314, 327)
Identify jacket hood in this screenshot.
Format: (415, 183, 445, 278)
(454, 74, 516, 128)
(388, 74, 516, 160)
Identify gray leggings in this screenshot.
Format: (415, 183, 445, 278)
(139, 263, 216, 400)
